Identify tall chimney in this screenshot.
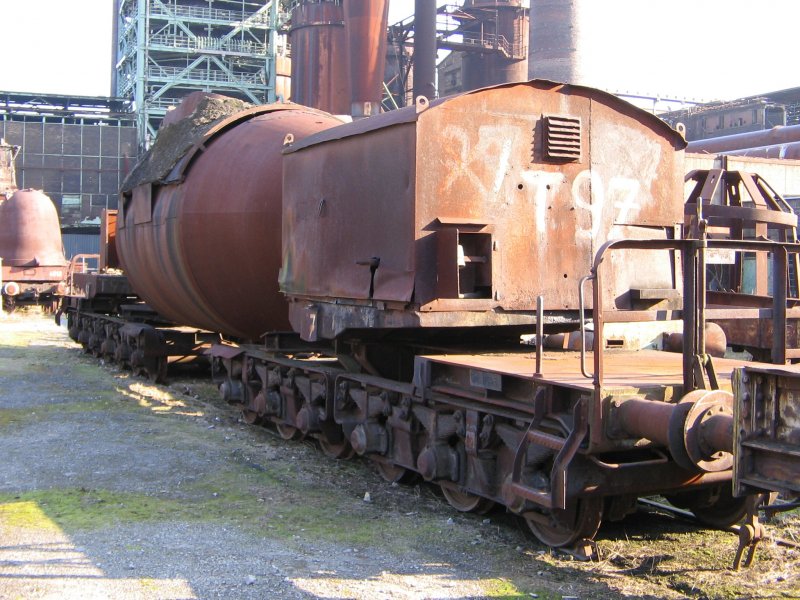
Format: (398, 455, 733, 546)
(528, 0, 581, 83)
(288, 0, 350, 114)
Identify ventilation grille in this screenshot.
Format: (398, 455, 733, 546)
(543, 114, 582, 161)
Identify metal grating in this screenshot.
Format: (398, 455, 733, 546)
(543, 114, 582, 161)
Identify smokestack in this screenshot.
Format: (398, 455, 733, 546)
(413, 0, 437, 101)
(344, 0, 390, 118)
(288, 0, 350, 114)
(528, 0, 581, 83)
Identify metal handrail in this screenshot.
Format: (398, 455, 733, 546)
(149, 1, 274, 27)
(586, 237, 798, 390)
(578, 275, 594, 379)
(146, 65, 264, 86)
(149, 33, 268, 55)
(65, 254, 101, 295)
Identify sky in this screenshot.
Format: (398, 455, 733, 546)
(0, 0, 797, 102)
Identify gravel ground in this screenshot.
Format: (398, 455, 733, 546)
(1, 312, 798, 600)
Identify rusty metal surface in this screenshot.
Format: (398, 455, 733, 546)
(70, 271, 133, 299)
(682, 169, 800, 359)
(288, 1, 350, 114)
(0, 189, 67, 270)
(686, 124, 800, 154)
(282, 80, 686, 339)
(117, 103, 342, 340)
(423, 349, 755, 394)
(733, 366, 800, 496)
(343, 0, 389, 117)
(714, 316, 800, 359)
(99, 209, 119, 271)
(282, 115, 416, 307)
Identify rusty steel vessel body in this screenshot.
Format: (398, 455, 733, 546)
(61, 81, 800, 556)
(0, 139, 67, 311)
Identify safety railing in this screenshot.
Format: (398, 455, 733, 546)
(149, 33, 268, 55)
(149, 2, 274, 28)
(578, 237, 799, 393)
(146, 65, 264, 86)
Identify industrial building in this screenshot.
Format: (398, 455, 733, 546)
(0, 92, 136, 228)
(660, 88, 800, 142)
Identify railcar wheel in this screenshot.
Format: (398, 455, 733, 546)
(318, 433, 355, 459)
(441, 486, 496, 514)
(522, 498, 603, 548)
(665, 487, 748, 528)
(275, 422, 303, 441)
(146, 357, 168, 384)
(242, 410, 259, 425)
(2, 297, 15, 313)
(374, 461, 417, 484)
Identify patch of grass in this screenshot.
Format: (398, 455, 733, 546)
(175, 463, 469, 552)
(0, 500, 61, 532)
(0, 489, 200, 530)
(0, 394, 137, 427)
(480, 577, 547, 599)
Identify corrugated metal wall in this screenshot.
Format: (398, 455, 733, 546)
(61, 231, 100, 260)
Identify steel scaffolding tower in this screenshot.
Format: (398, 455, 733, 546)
(114, 0, 281, 148)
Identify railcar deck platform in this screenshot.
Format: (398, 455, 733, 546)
(422, 349, 799, 393)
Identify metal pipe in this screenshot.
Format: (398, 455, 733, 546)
(578, 275, 593, 379)
(699, 413, 734, 455)
(535, 295, 543, 377)
(413, 0, 437, 101)
(616, 399, 674, 446)
(773, 247, 788, 364)
(687, 124, 800, 154)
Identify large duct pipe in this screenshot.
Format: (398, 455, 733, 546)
(687, 124, 800, 154)
(344, 0, 390, 118)
(717, 141, 800, 160)
(413, 0, 437, 101)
